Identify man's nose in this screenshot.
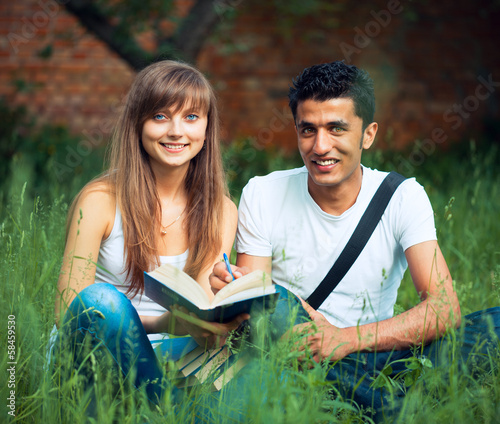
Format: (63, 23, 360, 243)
(312, 130, 332, 156)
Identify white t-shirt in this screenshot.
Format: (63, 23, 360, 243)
(236, 165, 437, 328)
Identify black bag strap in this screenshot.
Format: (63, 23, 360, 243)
(306, 171, 406, 310)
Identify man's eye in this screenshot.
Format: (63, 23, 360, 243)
(186, 114, 198, 121)
(332, 127, 344, 133)
(302, 128, 314, 134)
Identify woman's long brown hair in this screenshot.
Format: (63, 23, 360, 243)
(69, 60, 227, 296)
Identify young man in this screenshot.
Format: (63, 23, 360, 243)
(210, 61, 498, 412)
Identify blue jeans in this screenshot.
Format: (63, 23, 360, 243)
(55, 283, 179, 402)
(324, 307, 500, 417)
(55, 283, 307, 406)
(56, 283, 500, 418)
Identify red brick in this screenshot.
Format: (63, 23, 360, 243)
(1, 0, 499, 149)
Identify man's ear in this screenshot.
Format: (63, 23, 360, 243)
(361, 122, 378, 149)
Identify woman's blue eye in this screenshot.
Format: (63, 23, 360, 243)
(186, 114, 198, 121)
(153, 114, 166, 121)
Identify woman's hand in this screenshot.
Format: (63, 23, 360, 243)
(172, 306, 250, 348)
(143, 308, 249, 348)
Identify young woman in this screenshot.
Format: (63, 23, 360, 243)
(53, 60, 242, 402)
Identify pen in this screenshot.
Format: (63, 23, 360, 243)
(223, 253, 235, 281)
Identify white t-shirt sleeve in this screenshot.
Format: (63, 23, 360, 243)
(395, 178, 437, 251)
(236, 178, 273, 257)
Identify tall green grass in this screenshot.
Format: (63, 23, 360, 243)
(1, 141, 499, 423)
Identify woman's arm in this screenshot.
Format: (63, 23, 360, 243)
(55, 183, 115, 326)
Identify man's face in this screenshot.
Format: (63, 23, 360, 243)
(296, 97, 377, 192)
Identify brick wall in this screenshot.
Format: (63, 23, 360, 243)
(2, 0, 500, 155)
(0, 0, 135, 145)
(198, 0, 500, 151)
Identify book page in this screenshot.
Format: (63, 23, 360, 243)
(212, 285, 276, 308)
(147, 264, 211, 309)
(210, 270, 272, 307)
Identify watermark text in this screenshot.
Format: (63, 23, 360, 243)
(6, 315, 16, 417)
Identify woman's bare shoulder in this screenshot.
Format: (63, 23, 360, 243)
(69, 179, 116, 235)
(78, 179, 115, 206)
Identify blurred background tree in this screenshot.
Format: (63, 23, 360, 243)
(64, 0, 223, 67)
(63, 0, 324, 68)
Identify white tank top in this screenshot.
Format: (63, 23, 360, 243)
(96, 206, 188, 319)
(47, 207, 184, 358)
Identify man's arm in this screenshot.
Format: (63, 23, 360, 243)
(237, 253, 272, 275)
(209, 240, 461, 362)
(295, 240, 461, 362)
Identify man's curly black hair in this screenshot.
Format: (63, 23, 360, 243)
(288, 61, 375, 129)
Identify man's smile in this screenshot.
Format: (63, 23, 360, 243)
(313, 159, 340, 166)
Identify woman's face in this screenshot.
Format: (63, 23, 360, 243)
(141, 103, 208, 175)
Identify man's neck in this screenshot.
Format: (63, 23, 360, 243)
(307, 166, 363, 216)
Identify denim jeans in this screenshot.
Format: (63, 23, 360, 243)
(55, 283, 176, 402)
(324, 307, 500, 417)
(56, 282, 500, 418)
(55, 282, 307, 406)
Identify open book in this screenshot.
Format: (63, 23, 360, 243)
(144, 263, 277, 323)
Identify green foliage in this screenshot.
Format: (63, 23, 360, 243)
(95, 0, 175, 37)
(364, 141, 500, 314)
(271, 0, 324, 39)
(223, 137, 303, 202)
(1, 102, 499, 422)
(0, 100, 33, 183)
(0, 98, 106, 215)
(211, 0, 334, 56)
(38, 43, 54, 59)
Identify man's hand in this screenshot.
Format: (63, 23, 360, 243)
(291, 299, 356, 363)
(209, 261, 249, 294)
